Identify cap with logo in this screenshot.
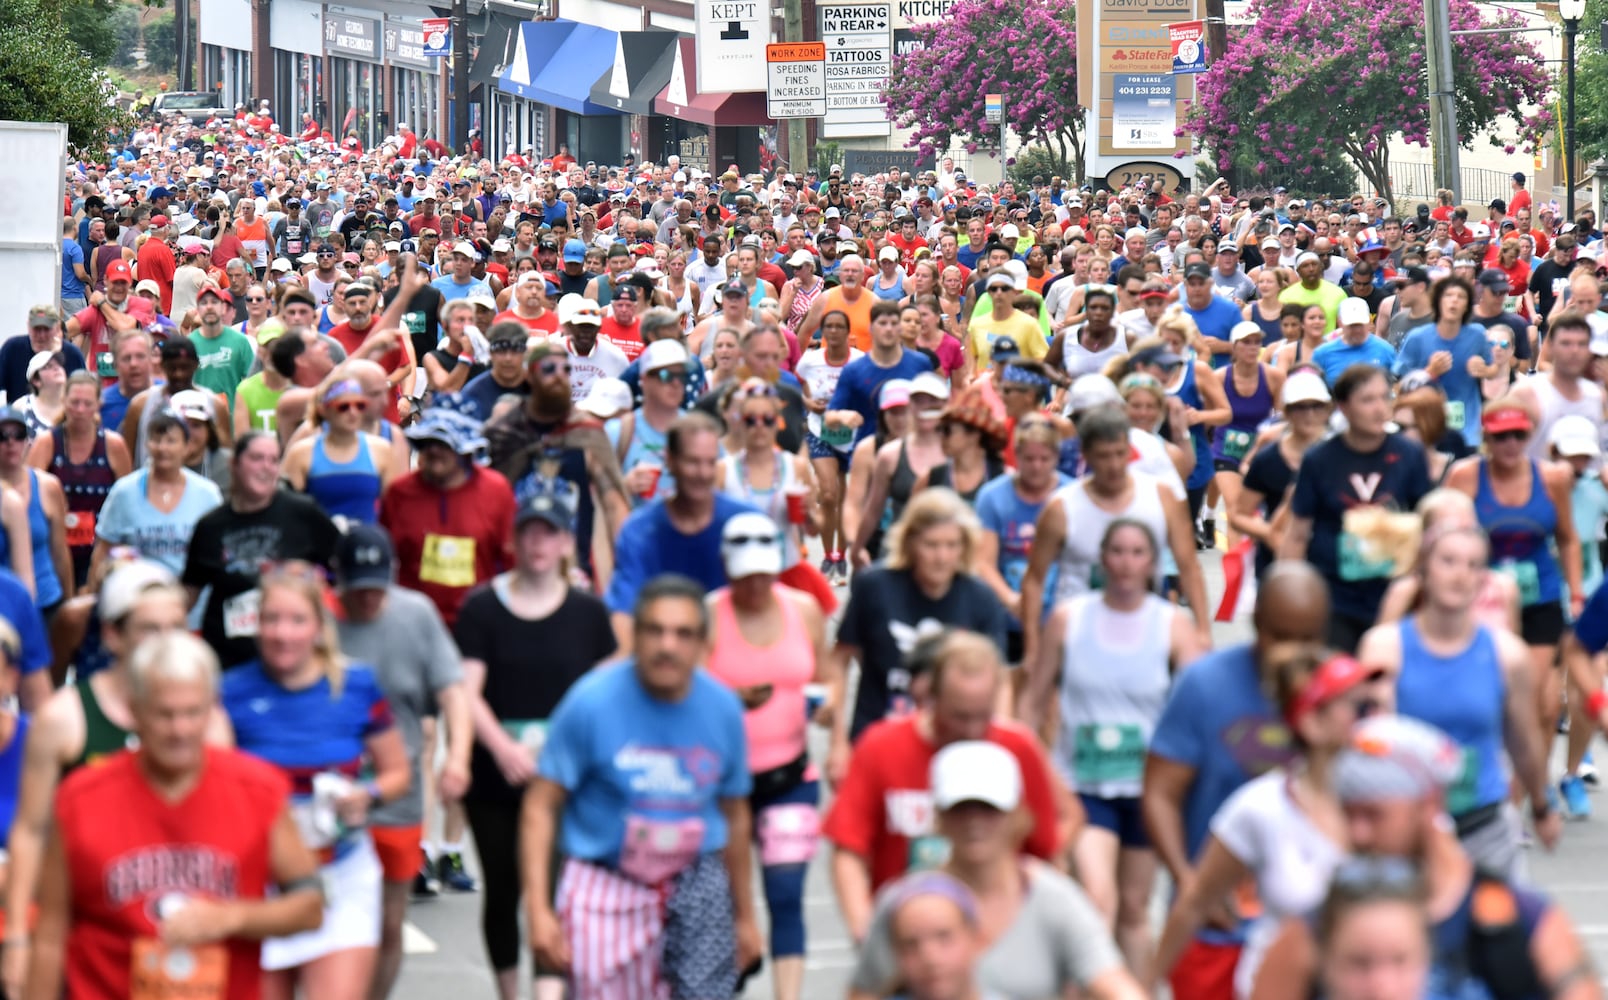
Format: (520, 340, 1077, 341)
(721, 512, 784, 579)
(334, 523, 396, 589)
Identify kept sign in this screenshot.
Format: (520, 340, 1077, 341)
(767, 42, 827, 118)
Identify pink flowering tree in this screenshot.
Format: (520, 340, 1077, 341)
(1185, 0, 1553, 201)
(883, 0, 1085, 181)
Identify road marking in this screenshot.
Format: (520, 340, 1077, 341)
(403, 921, 439, 955)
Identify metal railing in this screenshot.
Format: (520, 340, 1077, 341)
(1385, 161, 1513, 207)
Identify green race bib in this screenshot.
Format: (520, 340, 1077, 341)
(1073, 723, 1146, 786)
(1222, 429, 1253, 460)
(1498, 559, 1541, 605)
(1338, 531, 1394, 582)
(96, 351, 116, 379)
(1446, 746, 1481, 816)
(1089, 564, 1107, 591)
(500, 719, 549, 757)
(821, 423, 854, 448)
(1444, 400, 1466, 432)
(907, 835, 951, 871)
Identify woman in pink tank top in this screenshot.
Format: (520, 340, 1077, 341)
(706, 511, 828, 1000)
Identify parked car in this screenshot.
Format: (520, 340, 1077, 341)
(149, 91, 226, 125)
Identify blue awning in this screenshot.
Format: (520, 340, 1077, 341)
(526, 24, 624, 116)
(497, 20, 578, 101)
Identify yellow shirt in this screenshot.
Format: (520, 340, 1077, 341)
(969, 311, 1048, 369)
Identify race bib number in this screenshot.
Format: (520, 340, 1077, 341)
(97, 351, 117, 379)
(1497, 559, 1541, 606)
(404, 311, 426, 337)
(821, 423, 854, 448)
(1446, 746, 1481, 816)
(1088, 563, 1107, 591)
(222, 589, 260, 639)
(130, 938, 228, 1000)
(1073, 723, 1146, 786)
(757, 803, 820, 866)
(1338, 531, 1394, 582)
(1444, 400, 1466, 432)
(1222, 429, 1253, 461)
(618, 814, 704, 885)
(419, 534, 476, 588)
(64, 511, 95, 549)
(500, 719, 548, 757)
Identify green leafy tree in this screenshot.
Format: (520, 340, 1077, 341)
(1568, 0, 1608, 164)
(0, 0, 131, 156)
(63, 0, 121, 65)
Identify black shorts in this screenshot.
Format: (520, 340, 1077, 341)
(1521, 601, 1566, 647)
(1212, 457, 1242, 474)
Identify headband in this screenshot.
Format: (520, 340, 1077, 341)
(1002, 366, 1051, 389)
(322, 378, 364, 404)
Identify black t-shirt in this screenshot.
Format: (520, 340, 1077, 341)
(838, 566, 1009, 741)
(183, 492, 341, 668)
(454, 584, 616, 803)
(1241, 440, 1295, 577)
(556, 271, 591, 297)
(1529, 259, 1572, 327)
(387, 282, 443, 363)
(693, 380, 808, 454)
(1475, 309, 1530, 362)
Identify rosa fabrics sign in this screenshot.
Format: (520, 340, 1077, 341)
(1076, 0, 1198, 185)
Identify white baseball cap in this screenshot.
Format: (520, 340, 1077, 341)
(931, 741, 1022, 811)
(641, 338, 689, 373)
(1338, 297, 1371, 327)
(787, 249, 816, 268)
(1229, 320, 1264, 343)
(556, 293, 601, 327)
(99, 559, 179, 622)
(1068, 374, 1122, 411)
(878, 245, 900, 262)
(577, 377, 633, 419)
(1551, 414, 1601, 458)
(909, 371, 951, 402)
(721, 512, 784, 579)
(1283, 370, 1332, 406)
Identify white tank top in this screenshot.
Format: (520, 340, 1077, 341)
(721, 449, 802, 568)
(1062, 324, 1130, 379)
(1052, 470, 1168, 602)
(1055, 592, 1175, 798)
(1526, 373, 1603, 462)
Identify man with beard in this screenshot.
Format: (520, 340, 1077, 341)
(797, 255, 876, 352)
(462, 321, 536, 422)
(485, 341, 630, 588)
(553, 294, 628, 402)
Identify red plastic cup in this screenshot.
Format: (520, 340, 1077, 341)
(784, 485, 808, 525)
(638, 463, 662, 501)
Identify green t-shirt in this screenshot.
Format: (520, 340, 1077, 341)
(190, 327, 256, 403)
(1279, 281, 1350, 334)
(233, 372, 284, 433)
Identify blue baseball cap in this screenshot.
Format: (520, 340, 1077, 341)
(563, 239, 587, 265)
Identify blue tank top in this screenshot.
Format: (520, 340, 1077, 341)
(0, 713, 27, 842)
(1168, 355, 1213, 489)
(0, 470, 64, 609)
(1395, 617, 1508, 817)
(307, 433, 382, 523)
(871, 270, 906, 301)
(1474, 460, 1562, 607)
(620, 412, 676, 504)
(1212, 365, 1273, 465)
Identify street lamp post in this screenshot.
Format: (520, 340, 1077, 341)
(1561, 0, 1586, 226)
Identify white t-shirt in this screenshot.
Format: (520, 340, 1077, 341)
(1129, 428, 1187, 501)
(562, 335, 629, 401)
(794, 346, 863, 448)
(1210, 770, 1346, 999)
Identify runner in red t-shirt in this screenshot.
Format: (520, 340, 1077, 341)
(31, 633, 323, 1000)
(494, 272, 559, 338)
(597, 284, 645, 361)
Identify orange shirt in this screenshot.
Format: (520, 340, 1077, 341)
(819, 286, 875, 352)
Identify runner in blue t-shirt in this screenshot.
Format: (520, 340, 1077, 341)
(1392, 276, 1496, 448)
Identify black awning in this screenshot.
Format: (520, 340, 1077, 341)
(468, 12, 524, 87)
(586, 30, 682, 116)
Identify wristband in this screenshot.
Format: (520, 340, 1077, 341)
(1588, 689, 1608, 718)
(365, 780, 383, 805)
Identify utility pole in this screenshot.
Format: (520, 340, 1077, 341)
(177, 0, 193, 91)
(1204, 0, 1226, 73)
(1561, 0, 1585, 224)
(784, 0, 807, 173)
(452, 0, 470, 153)
(1423, 0, 1460, 201)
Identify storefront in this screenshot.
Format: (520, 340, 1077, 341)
(199, 0, 253, 110)
(653, 39, 769, 176)
(324, 8, 382, 149)
(521, 21, 625, 164)
(384, 17, 442, 142)
(587, 30, 681, 164)
(271, 0, 325, 133)
(471, 11, 526, 158)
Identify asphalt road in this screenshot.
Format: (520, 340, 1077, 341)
(387, 549, 1608, 998)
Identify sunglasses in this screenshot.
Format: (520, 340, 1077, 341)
(316, 250, 337, 257)
(1490, 429, 1530, 443)
(742, 413, 777, 427)
(724, 534, 779, 547)
(245, 296, 268, 303)
(538, 360, 572, 377)
(332, 401, 366, 414)
(651, 368, 686, 383)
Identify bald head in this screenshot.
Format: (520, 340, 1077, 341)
(1253, 562, 1329, 664)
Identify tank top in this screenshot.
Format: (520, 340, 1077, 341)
(1394, 618, 1508, 817)
(887, 439, 920, 533)
(1474, 460, 1562, 607)
(51, 428, 118, 586)
(306, 432, 382, 523)
(927, 455, 1007, 504)
(1213, 365, 1274, 465)
(621, 410, 675, 504)
(1052, 470, 1168, 602)
(1167, 354, 1213, 489)
(234, 373, 285, 434)
(54, 747, 282, 1000)
(1527, 375, 1604, 464)
(871, 269, 906, 302)
(1062, 324, 1130, 379)
(0, 470, 64, 608)
(1248, 304, 1282, 342)
(1057, 593, 1174, 800)
(784, 279, 823, 338)
(706, 586, 815, 774)
(820, 287, 875, 352)
(722, 450, 803, 568)
(69, 677, 134, 774)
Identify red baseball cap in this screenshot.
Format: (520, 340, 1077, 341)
(197, 283, 232, 305)
(1482, 407, 1533, 436)
(104, 260, 133, 284)
(1286, 654, 1382, 729)
(149, 214, 170, 227)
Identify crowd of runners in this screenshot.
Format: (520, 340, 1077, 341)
(6, 101, 1608, 1000)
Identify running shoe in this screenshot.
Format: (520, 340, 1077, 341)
(820, 555, 836, 578)
(1581, 750, 1599, 788)
(1561, 775, 1592, 820)
(437, 851, 479, 892)
(411, 861, 441, 898)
